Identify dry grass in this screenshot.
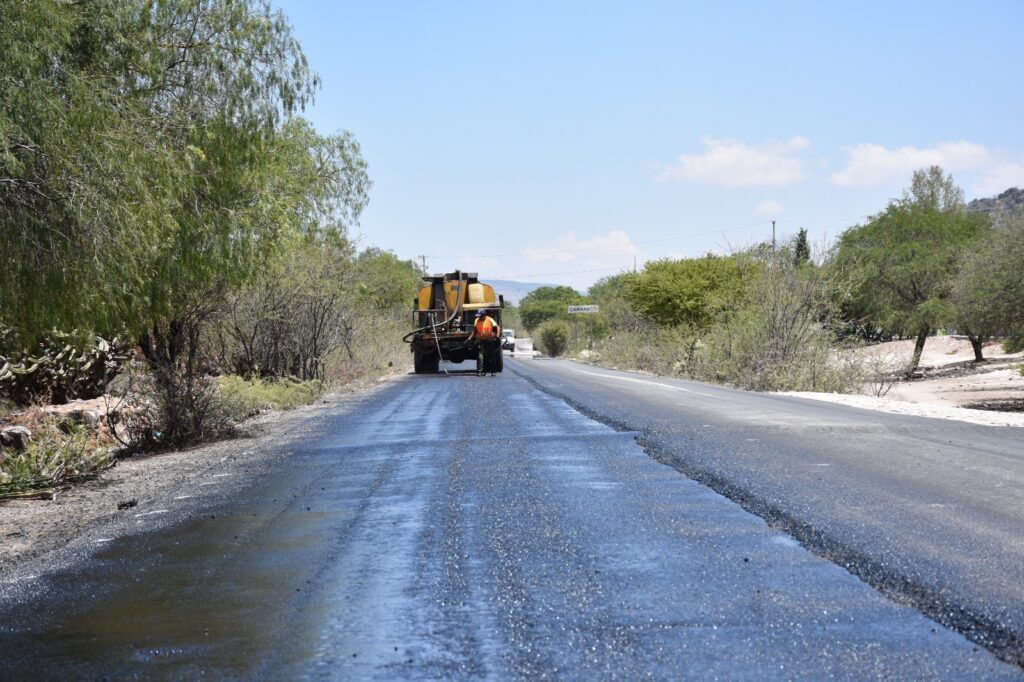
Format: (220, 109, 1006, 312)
(218, 376, 323, 419)
(0, 413, 114, 500)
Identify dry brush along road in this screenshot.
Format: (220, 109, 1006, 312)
(0, 357, 1021, 679)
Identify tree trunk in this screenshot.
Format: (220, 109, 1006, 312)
(965, 330, 986, 362)
(907, 327, 929, 377)
(139, 318, 184, 370)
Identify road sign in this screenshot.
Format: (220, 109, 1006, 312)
(568, 305, 599, 314)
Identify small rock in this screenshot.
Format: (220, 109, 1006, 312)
(0, 426, 32, 452)
(117, 499, 138, 510)
(59, 409, 101, 433)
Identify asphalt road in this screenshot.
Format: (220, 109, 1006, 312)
(0, 360, 1021, 679)
(508, 357, 1024, 666)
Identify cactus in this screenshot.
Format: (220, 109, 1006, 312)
(0, 328, 132, 405)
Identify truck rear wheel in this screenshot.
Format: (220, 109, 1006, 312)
(414, 347, 439, 374)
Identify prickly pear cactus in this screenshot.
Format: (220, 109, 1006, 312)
(0, 328, 132, 405)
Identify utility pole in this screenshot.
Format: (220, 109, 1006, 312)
(418, 254, 428, 273)
(633, 256, 637, 273)
(771, 220, 776, 250)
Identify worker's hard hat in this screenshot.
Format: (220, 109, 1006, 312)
(475, 310, 485, 317)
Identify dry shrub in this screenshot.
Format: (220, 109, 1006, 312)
(109, 367, 234, 452)
(685, 254, 860, 392)
(694, 313, 856, 392)
(328, 317, 409, 383)
(852, 346, 904, 397)
(596, 327, 698, 376)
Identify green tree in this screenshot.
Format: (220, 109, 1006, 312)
(624, 256, 745, 329)
(0, 0, 360, 350)
(834, 167, 989, 373)
(1, 1, 373, 445)
(352, 248, 423, 314)
(588, 273, 645, 333)
(954, 214, 1024, 355)
(793, 228, 811, 267)
(519, 286, 585, 331)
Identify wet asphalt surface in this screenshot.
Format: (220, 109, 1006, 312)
(0, 360, 1021, 679)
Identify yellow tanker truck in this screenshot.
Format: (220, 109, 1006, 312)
(405, 271, 504, 374)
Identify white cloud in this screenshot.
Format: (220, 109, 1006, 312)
(755, 199, 783, 216)
(830, 141, 990, 187)
(523, 229, 640, 264)
(974, 162, 1024, 196)
(660, 136, 810, 187)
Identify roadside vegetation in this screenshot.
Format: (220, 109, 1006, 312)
(0, 419, 113, 501)
(0, 1, 419, 496)
(520, 169, 1024, 394)
(219, 377, 324, 420)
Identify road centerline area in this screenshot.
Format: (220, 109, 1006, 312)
(0, 368, 1020, 679)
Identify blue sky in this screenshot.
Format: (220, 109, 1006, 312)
(276, 1, 1024, 290)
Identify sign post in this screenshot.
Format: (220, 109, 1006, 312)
(567, 305, 599, 349)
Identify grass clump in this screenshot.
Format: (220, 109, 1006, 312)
(218, 376, 323, 420)
(0, 423, 114, 500)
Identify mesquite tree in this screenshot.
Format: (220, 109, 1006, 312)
(1, 1, 369, 362)
(833, 167, 989, 374)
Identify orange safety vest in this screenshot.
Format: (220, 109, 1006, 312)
(474, 316, 498, 340)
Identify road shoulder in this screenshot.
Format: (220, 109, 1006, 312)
(0, 373, 405, 579)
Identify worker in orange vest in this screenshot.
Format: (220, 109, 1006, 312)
(469, 309, 501, 376)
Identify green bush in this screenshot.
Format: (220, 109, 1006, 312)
(537, 320, 571, 357)
(0, 422, 113, 499)
(218, 375, 323, 420)
(624, 255, 747, 329)
(1005, 338, 1024, 354)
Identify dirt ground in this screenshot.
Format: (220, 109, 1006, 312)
(785, 336, 1024, 428)
(0, 373, 403, 577)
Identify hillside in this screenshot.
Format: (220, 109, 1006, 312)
(489, 279, 560, 305)
(967, 187, 1024, 225)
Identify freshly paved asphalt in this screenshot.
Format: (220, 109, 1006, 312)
(0, 360, 1020, 679)
(508, 357, 1024, 667)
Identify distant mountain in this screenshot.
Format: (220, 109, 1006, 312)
(967, 187, 1024, 226)
(488, 280, 560, 305)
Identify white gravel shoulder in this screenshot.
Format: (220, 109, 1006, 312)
(780, 391, 1024, 428)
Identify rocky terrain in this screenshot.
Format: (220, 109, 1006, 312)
(968, 187, 1024, 225)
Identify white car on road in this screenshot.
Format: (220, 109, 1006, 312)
(501, 329, 516, 352)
